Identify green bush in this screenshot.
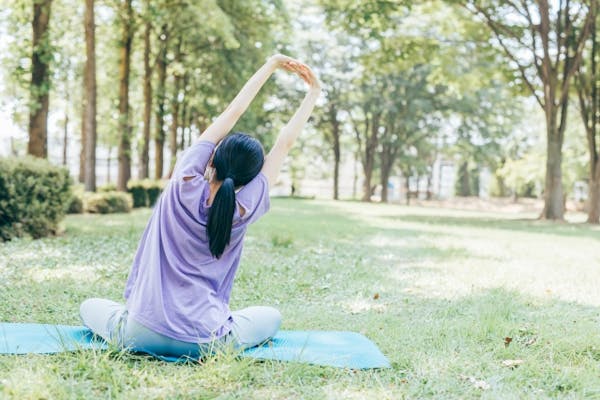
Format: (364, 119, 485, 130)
(65, 184, 84, 214)
(86, 191, 132, 214)
(98, 183, 117, 193)
(127, 180, 148, 208)
(146, 180, 165, 207)
(0, 156, 72, 240)
(67, 194, 84, 214)
(126, 179, 165, 208)
(85, 191, 132, 214)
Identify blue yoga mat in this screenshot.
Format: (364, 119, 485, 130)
(0, 323, 390, 369)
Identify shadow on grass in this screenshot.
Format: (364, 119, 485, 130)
(329, 286, 600, 397)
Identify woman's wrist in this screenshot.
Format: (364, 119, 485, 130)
(266, 56, 280, 71)
(267, 54, 289, 69)
(308, 84, 321, 94)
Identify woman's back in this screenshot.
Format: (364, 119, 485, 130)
(124, 140, 270, 343)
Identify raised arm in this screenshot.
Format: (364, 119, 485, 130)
(199, 55, 295, 145)
(262, 62, 321, 187)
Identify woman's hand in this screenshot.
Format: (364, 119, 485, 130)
(285, 61, 321, 91)
(269, 54, 321, 91)
(268, 53, 298, 68)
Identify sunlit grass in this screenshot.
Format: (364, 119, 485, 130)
(1, 198, 600, 398)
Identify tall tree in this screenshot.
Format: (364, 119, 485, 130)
(168, 38, 183, 175)
(28, 0, 53, 158)
(575, 4, 600, 223)
(326, 97, 342, 200)
(82, 0, 97, 191)
(154, 23, 168, 180)
(459, 0, 596, 219)
(378, 66, 444, 203)
(139, 0, 152, 179)
(351, 85, 383, 202)
(116, 0, 134, 191)
(299, 32, 353, 200)
(320, 0, 425, 201)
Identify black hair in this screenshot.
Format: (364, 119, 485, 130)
(207, 132, 264, 258)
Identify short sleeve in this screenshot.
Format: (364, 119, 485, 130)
(173, 140, 216, 179)
(236, 173, 270, 224)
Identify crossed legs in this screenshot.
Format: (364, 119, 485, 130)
(79, 298, 281, 358)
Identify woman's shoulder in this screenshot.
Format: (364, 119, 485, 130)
(173, 175, 211, 217)
(235, 173, 270, 224)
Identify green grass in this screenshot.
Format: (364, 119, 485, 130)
(1, 198, 600, 399)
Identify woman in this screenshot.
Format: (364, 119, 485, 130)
(80, 54, 321, 359)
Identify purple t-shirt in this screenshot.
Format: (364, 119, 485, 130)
(124, 140, 270, 343)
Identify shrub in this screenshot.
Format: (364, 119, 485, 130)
(0, 156, 72, 240)
(145, 180, 164, 207)
(65, 184, 84, 214)
(85, 191, 132, 214)
(127, 180, 148, 208)
(67, 194, 84, 214)
(126, 179, 165, 208)
(98, 183, 117, 192)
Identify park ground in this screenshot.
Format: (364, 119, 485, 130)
(1, 198, 600, 399)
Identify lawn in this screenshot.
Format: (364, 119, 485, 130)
(1, 198, 600, 399)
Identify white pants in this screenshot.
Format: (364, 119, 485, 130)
(80, 298, 281, 359)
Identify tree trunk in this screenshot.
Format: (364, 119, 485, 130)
(360, 112, 380, 202)
(380, 134, 400, 204)
(380, 169, 389, 203)
(426, 169, 433, 200)
(362, 168, 373, 202)
(577, 10, 599, 223)
(154, 24, 168, 180)
(333, 132, 340, 200)
(188, 110, 197, 148)
(328, 103, 341, 200)
(352, 150, 358, 199)
(541, 107, 565, 220)
(380, 146, 393, 203)
(168, 39, 182, 176)
(82, 0, 97, 192)
(459, 161, 471, 197)
(79, 107, 85, 182)
(180, 98, 188, 151)
(62, 91, 69, 166)
(28, 0, 53, 158)
(139, 13, 152, 179)
(404, 173, 410, 206)
(588, 160, 600, 223)
(117, 0, 133, 192)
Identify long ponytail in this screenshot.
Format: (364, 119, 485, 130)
(206, 132, 265, 259)
(207, 177, 236, 259)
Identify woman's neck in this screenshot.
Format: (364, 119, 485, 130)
(208, 180, 222, 206)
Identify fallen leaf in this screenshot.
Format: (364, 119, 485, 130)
(504, 337, 513, 347)
(373, 293, 380, 300)
(502, 359, 524, 369)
